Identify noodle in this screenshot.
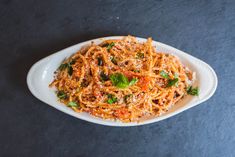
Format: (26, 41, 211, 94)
(49, 36, 195, 122)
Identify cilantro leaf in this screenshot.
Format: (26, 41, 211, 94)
(187, 86, 199, 96)
(160, 70, 169, 79)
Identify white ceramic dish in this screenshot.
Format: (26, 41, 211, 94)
(27, 36, 218, 126)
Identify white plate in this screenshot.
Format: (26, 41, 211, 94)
(27, 36, 218, 127)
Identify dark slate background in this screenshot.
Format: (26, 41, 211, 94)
(1, 0, 235, 156)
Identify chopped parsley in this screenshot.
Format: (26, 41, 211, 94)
(167, 78, 179, 87)
(106, 42, 115, 51)
(187, 86, 199, 96)
(160, 71, 179, 87)
(59, 63, 68, 70)
(136, 52, 144, 59)
(67, 101, 78, 107)
(107, 94, 118, 104)
(110, 73, 138, 88)
(57, 91, 67, 99)
(110, 56, 117, 65)
(133, 69, 140, 73)
(129, 78, 138, 86)
(98, 57, 103, 66)
(100, 71, 109, 81)
(174, 73, 179, 78)
(160, 70, 169, 79)
(58, 59, 76, 76)
(124, 94, 133, 103)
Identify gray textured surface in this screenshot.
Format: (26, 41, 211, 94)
(1, 0, 235, 156)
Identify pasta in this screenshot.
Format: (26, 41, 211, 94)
(49, 36, 197, 122)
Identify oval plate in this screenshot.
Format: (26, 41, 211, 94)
(27, 36, 218, 126)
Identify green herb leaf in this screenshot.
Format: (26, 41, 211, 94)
(124, 94, 133, 103)
(59, 63, 68, 70)
(67, 101, 78, 107)
(187, 86, 199, 96)
(68, 66, 73, 76)
(58, 60, 76, 76)
(110, 56, 117, 65)
(129, 78, 138, 86)
(69, 60, 76, 65)
(160, 70, 169, 79)
(100, 71, 109, 81)
(107, 42, 115, 51)
(167, 78, 179, 87)
(133, 69, 140, 73)
(110, 73, 129, 88)
(136, 52, 144, 59)
(174, 73, 179, 78)
(107, 94, 118, 104)
(57, 91, 67, 99)
(98, 57, 103, 66)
